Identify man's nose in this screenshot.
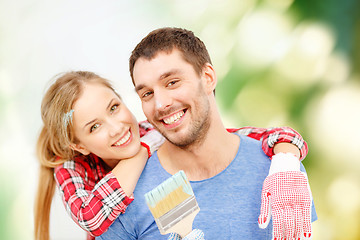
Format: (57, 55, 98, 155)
(154, 90, 171, 111)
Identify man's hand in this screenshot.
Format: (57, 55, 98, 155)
(258, 153, 312, 240)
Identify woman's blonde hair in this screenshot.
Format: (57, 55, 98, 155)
(34, 71, 119, 240)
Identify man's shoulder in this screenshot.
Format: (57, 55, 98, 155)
(135, 152, 171, 194)
(233, 134, 270, 169)
(236, 134, 262, 149)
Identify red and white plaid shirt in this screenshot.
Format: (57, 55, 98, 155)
(228, 126, 308, 161)
(54, 123, 308, 239)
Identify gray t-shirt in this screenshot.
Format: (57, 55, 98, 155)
(98, 134, 317, 240)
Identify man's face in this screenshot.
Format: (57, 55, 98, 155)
(133, 49, 212, 148)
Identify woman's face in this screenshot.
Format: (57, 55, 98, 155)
(71, 82, 141, 168)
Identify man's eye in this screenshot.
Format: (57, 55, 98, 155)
(167, 80, 178, 87)
(142, 91, 153, 98)
(90, 123, 100, 133)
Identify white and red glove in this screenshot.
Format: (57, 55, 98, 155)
(167, 229, 205, 240)
(140, 129, 165, 155)
(258, 153, 313, 240)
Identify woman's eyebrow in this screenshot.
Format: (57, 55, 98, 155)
(83, 98, 117, 129)
(84, 119, 97, 129)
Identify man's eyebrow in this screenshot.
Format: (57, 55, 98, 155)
(135, 84, 145, 93)
(134, 69, 181, 92)
(159, 69, 180, 80)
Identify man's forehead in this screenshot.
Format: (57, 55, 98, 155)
(133, 50, 185, 88)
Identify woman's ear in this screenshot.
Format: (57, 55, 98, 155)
(201, 63, 217, 95)
(69, 143, 90, 155)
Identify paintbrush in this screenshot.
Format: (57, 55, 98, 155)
(144, 170, 200, 238)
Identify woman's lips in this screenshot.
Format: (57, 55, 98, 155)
(112, 130, 132, 147)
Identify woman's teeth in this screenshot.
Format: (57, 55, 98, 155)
(163, 111, 184, 125)
(114, 131, 131, 146)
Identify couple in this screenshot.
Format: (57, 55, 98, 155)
(35, 27, 316, 240)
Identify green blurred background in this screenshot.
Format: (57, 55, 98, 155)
(0, 0, 359, 239)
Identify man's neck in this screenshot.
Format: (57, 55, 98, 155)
(157, 127, 240, 181)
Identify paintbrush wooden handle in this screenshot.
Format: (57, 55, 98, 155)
(164, 208, 200, 238)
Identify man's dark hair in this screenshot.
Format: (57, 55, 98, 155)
(129, 27, 212, 84)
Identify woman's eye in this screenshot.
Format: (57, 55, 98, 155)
(110, 104, 119, 113)
(90, 123, 100, 133)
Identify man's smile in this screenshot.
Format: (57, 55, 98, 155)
(160, 109, 186, 128)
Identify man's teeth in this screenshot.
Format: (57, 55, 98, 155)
(114, 131, 131, 146)
(163, 111, 184, 125)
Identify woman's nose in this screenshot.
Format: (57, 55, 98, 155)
(108, 119, 124, 138)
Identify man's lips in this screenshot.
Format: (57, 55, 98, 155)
(112, 130, 132, 146)
(161, 110, 185, 125)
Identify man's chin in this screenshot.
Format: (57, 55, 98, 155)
(164, 133, 197, 149)
(154, 123, 198, 147)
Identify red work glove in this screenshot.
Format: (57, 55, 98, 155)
(258, 153, 312, 240)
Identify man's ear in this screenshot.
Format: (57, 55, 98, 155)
(69, 143, 91, 155)
(201, 63, 217, 95)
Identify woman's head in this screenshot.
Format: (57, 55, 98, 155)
(38, 71, 140, 167)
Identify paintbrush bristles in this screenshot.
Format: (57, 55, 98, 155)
(145, 171, 194, 219)
(149, 186, 191, 218)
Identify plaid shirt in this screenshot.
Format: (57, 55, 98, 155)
(54, 123, 308, 239)
(228, 126, 308, 161)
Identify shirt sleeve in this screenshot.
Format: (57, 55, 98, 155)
(54, 160, 133, 237)
(138, 120, 155, 137)
(227, 126, 308, 161)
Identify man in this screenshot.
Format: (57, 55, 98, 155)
(99, 27, 316, 240)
